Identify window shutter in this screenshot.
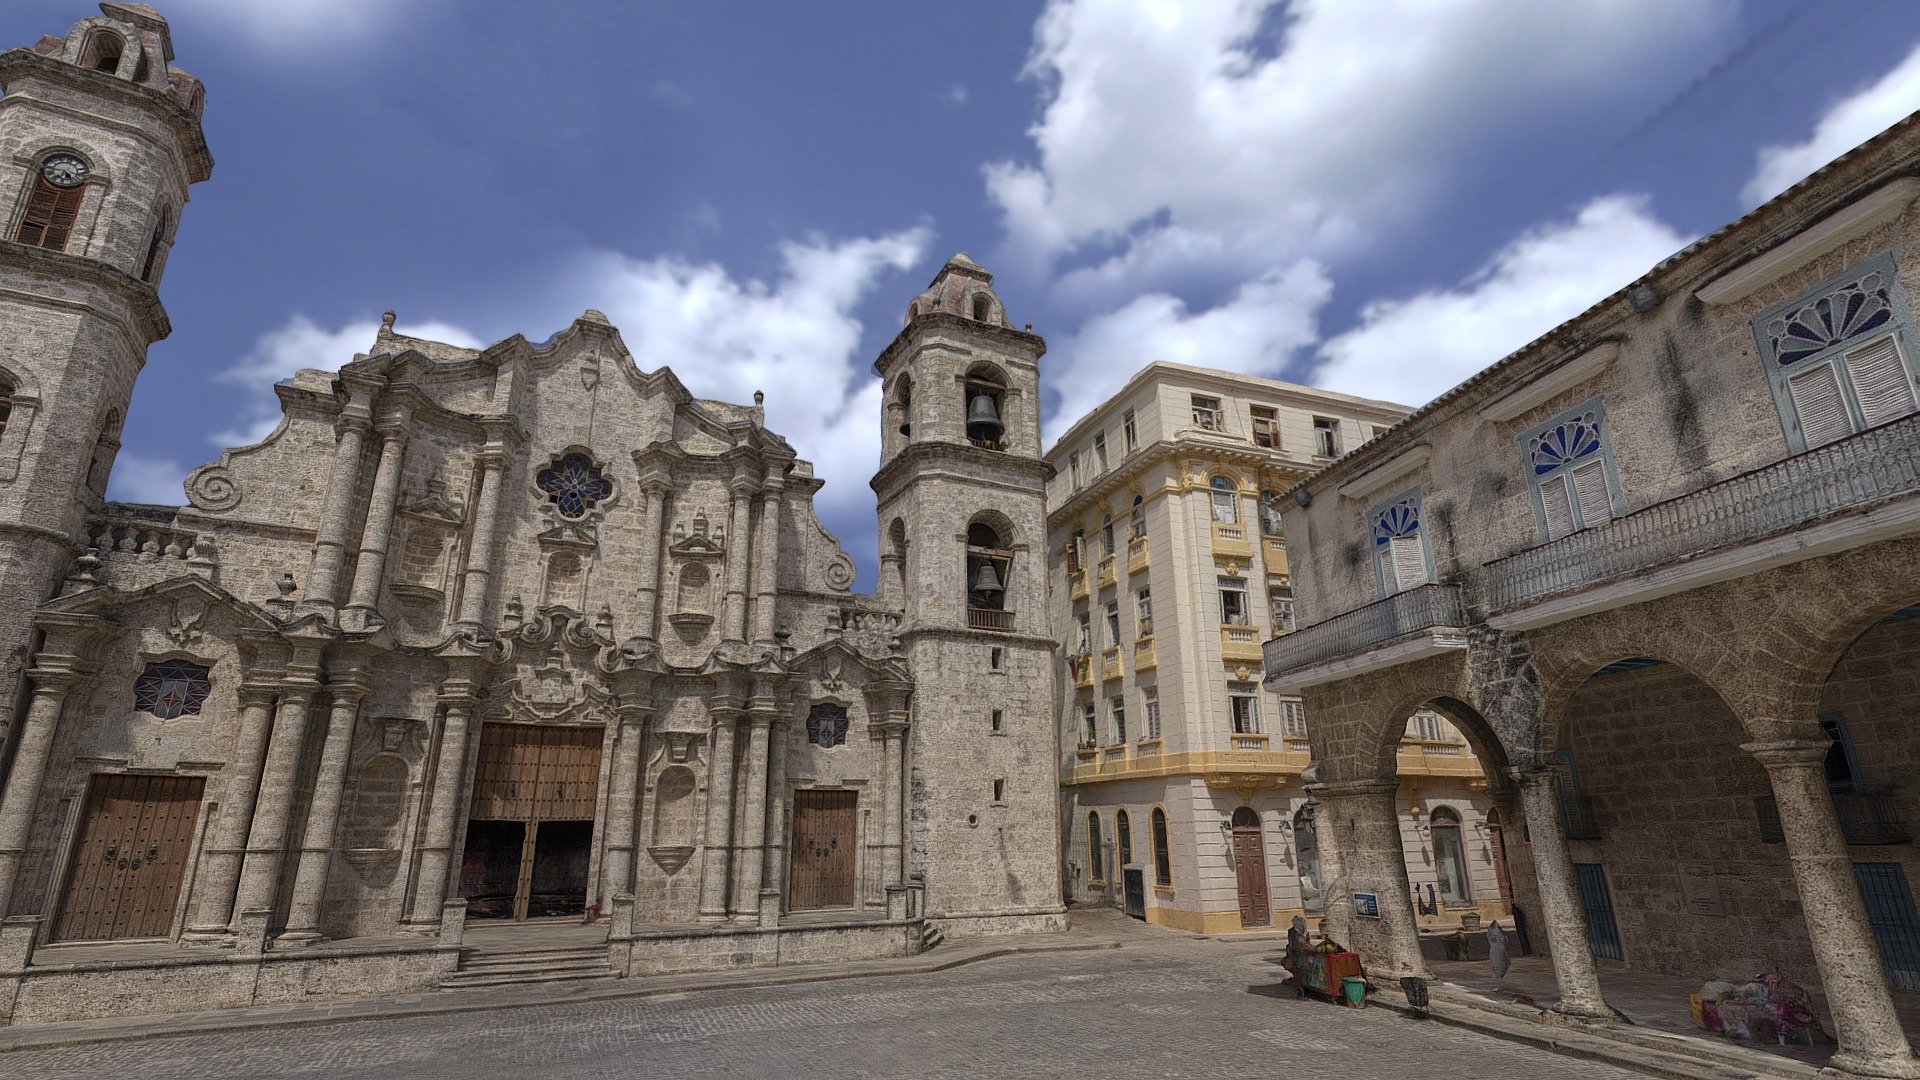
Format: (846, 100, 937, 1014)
(1842, 335, 1919, 428)
(1389, 534, 1427, 590)
(1787, 362, 1854, 448)
(1569, 460, 1612, 529)
(15, 178, 58, 247)
(42, 184, 85, 253)
(1539, 476, 1576, 540)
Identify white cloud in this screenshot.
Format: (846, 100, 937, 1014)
(988, 0, 1733, 283)
(1315, 195, 1691, 407)
(949, 83, 969, 106)
(1043, 260, 1331, 440)
(162, 0, 408, 47)
(106, 452, 190, 506)
(1744, 43, 1920, 207)
(214, 314, 481, 446)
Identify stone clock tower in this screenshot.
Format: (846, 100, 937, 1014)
(0, 4, 212, 745)
(871, 254, 1066, 934)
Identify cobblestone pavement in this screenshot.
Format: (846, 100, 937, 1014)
(0, 937, 1655, 1080)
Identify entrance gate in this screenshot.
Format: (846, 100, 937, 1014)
(789, 789, 857, 909)
(1231, 806, 1271, 927)
(53, 773, 204, 942)
(461, 723, 602, 920)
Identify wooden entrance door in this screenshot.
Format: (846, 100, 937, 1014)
(53, 774, 205, 942)
(1230, 806, 1271, 927)
(788, 789, 857, 909)
(462, 723, 602, 920)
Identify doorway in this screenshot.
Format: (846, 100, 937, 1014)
(789, 788, 858, 909)
(461, 723, 602, 921)
(1231, 806, 1271, 927)
(53, 773, 205, 942)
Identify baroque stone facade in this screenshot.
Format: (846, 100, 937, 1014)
(0, 7, 1061, 1023)
(1265, 105, 1920, 1078)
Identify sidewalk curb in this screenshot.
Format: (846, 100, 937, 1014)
(0, 939, 1128, 1055)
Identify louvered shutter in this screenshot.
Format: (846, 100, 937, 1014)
(1569, 460, 1612, 529)
(42, 185, 84, 252)
(1788, 362, 1854, 448)
(1842, 335, 1919, 428)
(1389, 534, 1427, 590)
(1539, 476, 1576, 540)
(14, 178, 58, 247)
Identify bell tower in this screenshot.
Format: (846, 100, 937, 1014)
(0, 4, 213, 740)
(871, 253, 1065, 934)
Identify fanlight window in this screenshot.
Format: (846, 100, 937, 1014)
(134, 660, 211, 719)
(1525, 403, 1617, 540)
(1754, 255, 1920, 450)
(535, 453, 612, 519)
(1369, 490, 1430, 594)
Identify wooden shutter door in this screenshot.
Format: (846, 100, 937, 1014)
(1389, 534, 1427, 590)
(1539, 476, 1576, 539)
(788, 789, 858, 909)
(1788, 362, 1854, 447)
(1843, 336, 1919, 428)
(54, 774, 205, 942)
(1569, 460, 1612, 529)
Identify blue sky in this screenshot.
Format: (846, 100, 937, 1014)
(12, 0, 1920, 587)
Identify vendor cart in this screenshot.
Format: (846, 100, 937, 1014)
(1289, 946, 1366, 1002)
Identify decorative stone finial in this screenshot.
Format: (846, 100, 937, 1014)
(380, 310, 397, 332)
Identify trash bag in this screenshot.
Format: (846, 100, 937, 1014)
(1487, 921, 1511, 982)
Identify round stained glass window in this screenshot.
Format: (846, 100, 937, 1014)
(134, 660, 211, 719)
(536, 453, 613, 519)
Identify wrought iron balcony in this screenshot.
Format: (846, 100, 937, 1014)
(966, 608, 1015, 633)
(1489, 413, 1920, 612)
(1262, 583, 1464, 679)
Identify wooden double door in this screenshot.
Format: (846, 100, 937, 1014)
(788, 789, 858, 910)
(461, 723, 602, 920)
(1231, 806, 1271, 928)
(54, 774, 205, 942)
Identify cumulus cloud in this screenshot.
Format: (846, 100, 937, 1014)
(106, 452, 192, 506)
(1744, 43, 1920, 207)
(1043, 260, 1331, 440)
(214, 314, 481, 446)
(988, 0, 1733, 284)
(1314, 195, 1691, 407)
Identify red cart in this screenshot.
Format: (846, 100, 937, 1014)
(1289, 947, 1366, 1002)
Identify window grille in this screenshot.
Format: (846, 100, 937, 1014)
(134, 660, 212, 719)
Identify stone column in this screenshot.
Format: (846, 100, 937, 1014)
(454, 447, 509, 629)
(230, 666, 323, 925)
(877, 712, 908, 889)
(341, 419, 410, 627)
(1748, 738, 1920, 1079)
(182, 683, 279, 944)
(1512, 765, 1611, 1018)
(0, 671, 75, 917)
(699, 705, 742, 921)
(721, 476, 755, 643)
(279, 662, 371, 944)
(406, 684, 478, 932)
(599, 702, 651, 901)
(1311, 799, 1352, 947)
(761, 717, 790, 915)
(731, 705, 774, 917)
(1312, 777, 1429, 980)
(633, 482, 669, 640)
(302, 377, 381, 616)
(750, 478, 784, 646)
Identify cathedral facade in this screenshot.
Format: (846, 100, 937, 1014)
(0, 6, 1061, 1022)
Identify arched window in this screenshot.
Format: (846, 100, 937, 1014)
(1099, 513, 1114, 557)
(894, 373, 912, 437)
(965, 518, 1012, 624)
(1116, 808, 1133, 866)
(1129, 494, 1145, 540)
(885, 517, 909, 603)
(963, 365, 1006, 449)
(1209, 475, 1238, 524)
(1150, 807, 1172, 887)
(87, 408, 121, 497)
(15, 163, 88, 252)
(141, 208, 168, 282)
(1294, 807, 1322, 913)
(1259, 489, 1284, 537)
(971, 293, 992, 322)
(85, 30, 124, 73)
(676, 563, 711, 615)
(1430, 806, 1470, 906)
(0, 374, 14, 442)
(1087, 811, 1104, 881)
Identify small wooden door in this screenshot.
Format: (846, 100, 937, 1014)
(788, 789, 858, 909)
(1230, 806, 1271, 928)
(53, 774, 205, 942)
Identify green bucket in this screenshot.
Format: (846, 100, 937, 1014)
(1341, 976, 1368, 1006)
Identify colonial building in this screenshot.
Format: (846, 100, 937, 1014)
(1046, 363, 1512, 934)
(0, 6, 1061, 1025)
(1264, 109, 1920, 1077)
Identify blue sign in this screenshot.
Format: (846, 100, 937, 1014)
(1352, 892, 1381, 918)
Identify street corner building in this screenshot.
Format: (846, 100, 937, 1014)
(0, 6, 1063, 1026)
(1263, 98, 1920, 1079)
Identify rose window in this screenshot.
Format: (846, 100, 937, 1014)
(134, 660, 212, 719)
(536, 453, 612, 519)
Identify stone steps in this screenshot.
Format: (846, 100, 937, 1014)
(439, 945, 616, 991)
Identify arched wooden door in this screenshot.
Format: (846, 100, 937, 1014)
(1230, 806, 1270, 927)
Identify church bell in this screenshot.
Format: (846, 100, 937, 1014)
(970, 560, 1003, 596)
(966, 393, 1004, 442)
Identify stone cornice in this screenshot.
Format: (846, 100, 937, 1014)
(1045, 435, 1315, 526)
(869, 440, 1051, 498)
(872, 311, 1046, 379)
(0, 240, 169, 344)
(0, 49, 213, 183)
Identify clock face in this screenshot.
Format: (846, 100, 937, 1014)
(41, 154, 88, 188)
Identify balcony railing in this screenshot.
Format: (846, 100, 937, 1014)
(967, 607, 1015, 633)
(1488, 413, 1920, 612)
(1757, 790, 1911, 845)
(1263, 583, 1464, 676)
